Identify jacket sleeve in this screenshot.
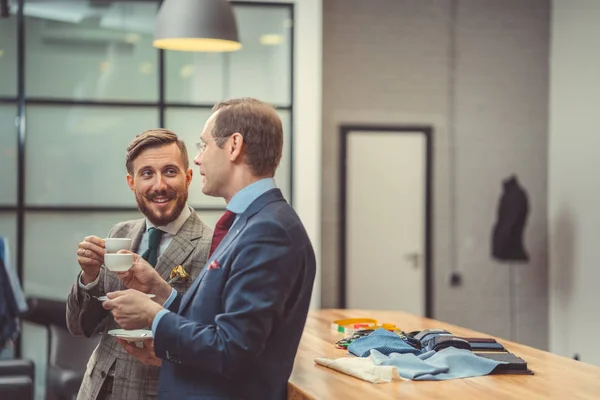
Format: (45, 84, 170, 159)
(167, 292, 183, 313)
(65, 227, 118, 337)
(153, 220, 306, 377)
(66, 269, 111, 337)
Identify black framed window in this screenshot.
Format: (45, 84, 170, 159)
(0, 0, 293, 291)
(0, 0, 293, 394)
(0, 104, 17, 206)
(0, 5, 17, 97)
(23, 1, 160, 102)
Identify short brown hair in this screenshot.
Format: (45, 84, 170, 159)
(211, 98, 283, 177)
(125, 128, 189, 175)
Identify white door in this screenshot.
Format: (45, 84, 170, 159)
(344, 130, 427, 316)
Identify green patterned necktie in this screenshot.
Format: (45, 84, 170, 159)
(141, 227, 164, 267)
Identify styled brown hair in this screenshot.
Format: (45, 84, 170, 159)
(211, 97, 283, 177)
(125, 128, 189, 175)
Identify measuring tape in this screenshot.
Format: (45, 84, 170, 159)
(345, 323, 402, 335)
(331, 318, 402, 334)
(331, 318, 378, 333)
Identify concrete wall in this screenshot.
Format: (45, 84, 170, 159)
(549, 0, 600, 366)
(322, 0, 550, 349)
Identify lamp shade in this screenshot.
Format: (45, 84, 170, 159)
(153, 0, 242, 52)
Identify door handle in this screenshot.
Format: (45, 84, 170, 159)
(404, 253, 421, 269)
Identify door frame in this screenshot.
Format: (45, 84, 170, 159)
(339, 124, 434, 317)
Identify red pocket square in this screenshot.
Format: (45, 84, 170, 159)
(208, 260, 221, 270)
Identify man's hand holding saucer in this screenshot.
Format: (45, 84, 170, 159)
(102, 289, 163, 330)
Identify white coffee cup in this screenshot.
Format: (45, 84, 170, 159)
(104, 238, 132, 254)
(104, 253, 133, 272)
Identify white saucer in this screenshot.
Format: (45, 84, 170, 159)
(108, 329, 153, 343)
(95, 294, 156, 302)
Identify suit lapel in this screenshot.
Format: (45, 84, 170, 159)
(155, 212, 204, 280)
(178, 189, 285, 313)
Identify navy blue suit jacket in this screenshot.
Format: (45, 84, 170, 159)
(154, 189, 316, 399)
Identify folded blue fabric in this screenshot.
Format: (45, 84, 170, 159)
(370, 347, 503, 380)
(347, 328, 423, 357)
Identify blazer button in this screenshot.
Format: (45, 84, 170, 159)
(101, 371, 106, 378)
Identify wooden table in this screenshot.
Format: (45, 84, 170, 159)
(288, 309, 600, 399)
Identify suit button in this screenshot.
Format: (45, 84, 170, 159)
(101, 371, 106, 378)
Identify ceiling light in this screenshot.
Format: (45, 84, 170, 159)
(179, 65, 195, 79)
(99, 61, 110, 73)
(259, 34, 284, 46)
(0, 50, 4, 59)
(154, 0, 242, 53)
(124, 33, 141, 44)
(139, 62, 153, 75)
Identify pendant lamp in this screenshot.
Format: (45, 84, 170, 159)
(153, 0, 242, 52)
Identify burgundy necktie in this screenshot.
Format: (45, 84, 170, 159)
(209, 210, 236, 257)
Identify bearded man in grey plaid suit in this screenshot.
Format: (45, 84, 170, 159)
(66, 129, 213, 400)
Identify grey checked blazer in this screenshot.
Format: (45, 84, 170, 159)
(66, 208, 213, 400)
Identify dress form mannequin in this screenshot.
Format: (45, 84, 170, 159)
(491, 174, 530, 341)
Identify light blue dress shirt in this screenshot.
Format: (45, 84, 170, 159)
(151, 178, 277, 335)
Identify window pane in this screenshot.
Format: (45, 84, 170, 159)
(0, 8, 17, 96)
(0, 105, 17, 205)
(24, 1, 159, 101)
(165, 52, 225, 104)
(25, 105, 158, 206)
(164, 5, 292, 105)
(228, 6, 292, 105)
(275, 110, 291, 202)
(164, 108, 223, 207)
(23, 211, 143, 298)
(0, 212, 17, 269)
(165, 108, 291, 207)
(21, 323, 46, 400)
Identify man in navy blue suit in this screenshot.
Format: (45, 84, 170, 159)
(103, 98, 316, 400)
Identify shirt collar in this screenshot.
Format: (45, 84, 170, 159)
(226, 178, 277, 215)
(145, 204, 192, 235)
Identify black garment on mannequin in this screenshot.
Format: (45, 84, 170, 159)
(491, 175, 529, 262)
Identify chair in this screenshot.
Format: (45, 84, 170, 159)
(0, 376, 33, 400)
(23, 297, 101, 400)
(0, 358, 35, 400)
(0, 242, 34, 400)
(0, 358, 35, 378)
